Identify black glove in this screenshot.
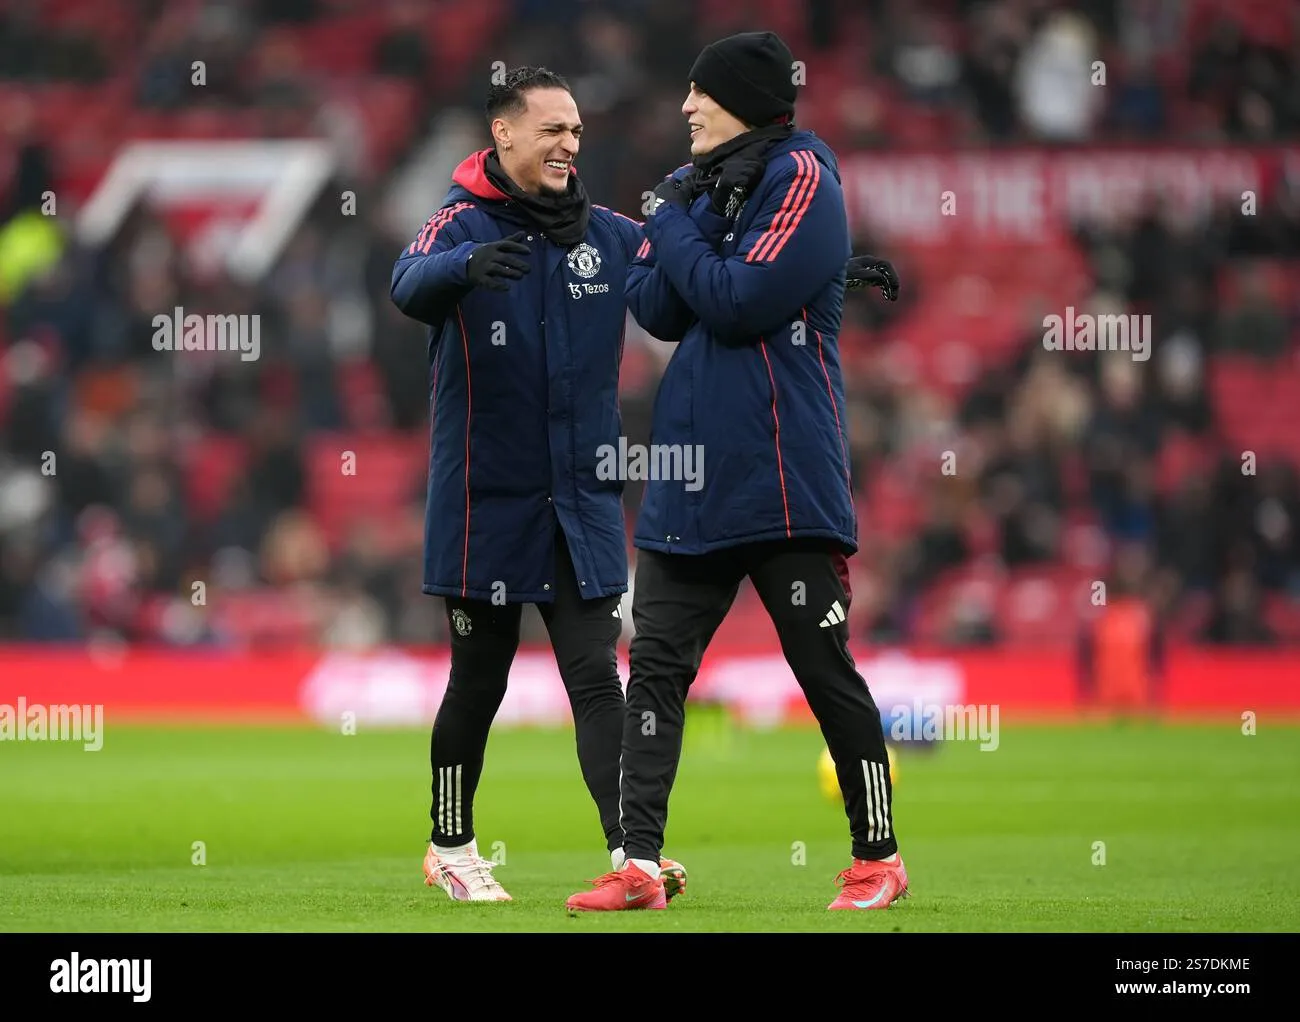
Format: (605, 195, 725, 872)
(711, 154, 767, 215)
(466, 231, 531, 292)
(648, 175, 691, 217)
(845, 254, 899, 301)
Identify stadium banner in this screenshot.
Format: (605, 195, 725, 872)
(840, 145, 1300, 243)
(0, 645, 1296, 726)
(75, 141, 336, 282)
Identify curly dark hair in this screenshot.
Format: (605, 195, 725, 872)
(486, 66, 572, 123)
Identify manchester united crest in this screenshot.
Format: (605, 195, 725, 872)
(567, 242, 602, 279)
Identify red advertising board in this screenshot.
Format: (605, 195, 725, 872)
(0, 645, 1294, 726)
(839, 146, 1300, 243)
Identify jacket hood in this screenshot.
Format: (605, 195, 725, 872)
(447, 148, 511, 203)
(445, 147, 587, 200)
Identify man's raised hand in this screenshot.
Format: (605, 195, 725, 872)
(467, 231, 532, 292)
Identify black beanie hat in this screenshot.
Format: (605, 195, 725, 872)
(688, 31, 797, 128)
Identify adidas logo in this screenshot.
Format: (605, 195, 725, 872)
(818, 601, 846, 628)
(612, 604, 623, 619)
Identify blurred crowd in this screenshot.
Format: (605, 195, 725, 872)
(1, 0, 1298, 649)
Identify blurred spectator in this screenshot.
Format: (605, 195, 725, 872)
(135, 7, 203, 110)
(933, 572, 1000, 647)
(1200, 566, 1278, 644)
(2, 97, 53, 222)
(1249, 459, 1300, 592)
(1152, 331, 1212, 435)
(1217, 264, 1289, 358)
(1078, 542, 1164, 712)
(958, 1, 1025, 140)
(373, 0, 432, 80)
(1015, 10, 1104, 140)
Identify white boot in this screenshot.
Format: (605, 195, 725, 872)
(423, 839, 512, 902)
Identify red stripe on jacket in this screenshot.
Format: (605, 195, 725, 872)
(808, 307, 850, 495)
(759, 339, 792, 536)
(410, 208, 451, 255)
(746, 151, 817, 264)
(762, 154, 820, 263)
(411, 202, 474, 255)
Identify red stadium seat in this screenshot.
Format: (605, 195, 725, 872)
(1156, 431, 1216, 495)
(996, 568, 1082, 648)
(1263, 594, 1300, 642)
(1169, 589, 1215, 641)
(214, 588, 319, 649)
(181, 434, 249, 523)
(305, 432, 427, 549)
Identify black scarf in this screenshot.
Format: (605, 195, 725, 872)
(684, 123, 795, 203)
(483, 149, 591, 247)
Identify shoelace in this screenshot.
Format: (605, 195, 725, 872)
(441, 856, 504, 891)
(585, 870, 626, 888)
(834, 864, 889, 888)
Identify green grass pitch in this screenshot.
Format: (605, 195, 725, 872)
(2, 714, 1298, 932)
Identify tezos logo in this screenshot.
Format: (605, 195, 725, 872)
(451, 609, 471, 637)
(567, 242, 602, 279)
(569, 282, 610, 299)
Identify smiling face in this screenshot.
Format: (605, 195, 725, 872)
(492, 87, 582, 197)
(682, 82, 749, 157)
